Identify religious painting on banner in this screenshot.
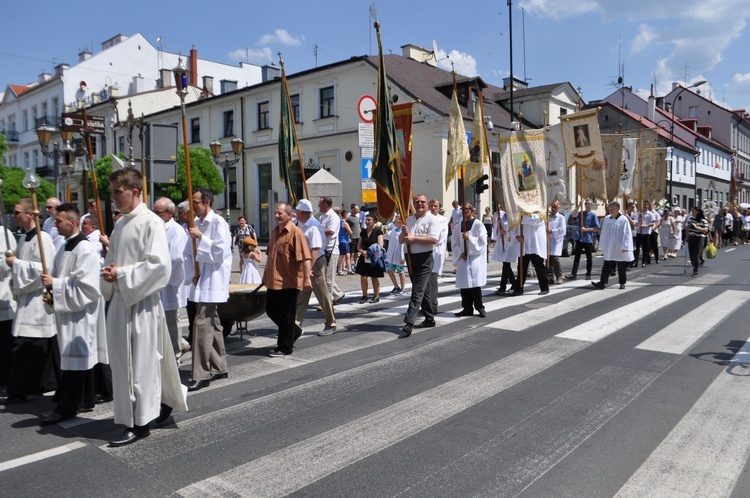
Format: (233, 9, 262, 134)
(638, 147, 668, 204)
(445, 86, 470, 190)
(544, 124, 568, 204)
(561, 108, 607, 201)
(601, 134, 623, 201)
(631, 128, 659, 204)
(619, 137, 638, 197)
(377, 102, 414, 219)
(498, 128, 548, 228)
(464, 95, 491, 186)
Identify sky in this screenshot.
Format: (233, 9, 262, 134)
(2, 0, 749, 112)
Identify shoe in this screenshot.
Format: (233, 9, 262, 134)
(359, 297, 368, 304)
(454, 310, 473, 317)
(584, 274, 591, 280)
(478, 308, 486, 318)
(39, 412, 74, 426)
(591, 282, 605, 290)
(700, 259, 705, 266)
(368, 297, 380, 304)
(315, 305, 324, 312)
(390, 287, 401, 295)
(692, 271, 698, 277)
(556, 278, 563, 285)
(564, 274, 576, 281)
(398, 290, 408, 296)
(415, 319, 436, 328)
(619, 284, 625, 289)
(641, 264, 646, 267)
(349, 269, 356, 275)
(538, 290, 550, 295)
(154, 403, 173, 424)
(494, 289, 507, 296)
(333, 294, 345, 305)
(179, 343, 191, 357)
(108, 426, 150, 447)
(400, 324, 413, 338)
(211, 372, 228, 381)
(269, 349, 291, 357)
(186, 379, 210, 392)
(95, 394, 113, 404)
(510, 290, 524, 296)
(655, 260, 659, 264)
(318, 327, 337, 336)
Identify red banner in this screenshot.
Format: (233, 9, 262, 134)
(376, 102, 414, 220)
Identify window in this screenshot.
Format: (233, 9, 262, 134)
(52, 97, 59, 118)
(223, 110, 234, 137)
(190, 117, 200, 143)
(32, 106, 38, 127)
(23, 152, 29, 169)
(689, 106, 698, 118)
(22, 110, 28, 131)
(33, 149, 39, 169)
(41, 102, 48, 122)
(257, 101, 270, 130)
(118, 136, 125, 154)
(319, 86, 334, 118)
(220, 80, 237, 94)
(291, 94, 301, 123)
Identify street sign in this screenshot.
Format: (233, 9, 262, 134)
(61, 112, 106, 135)
(361, 147, 374, 159)
(361, 179, 376, 190)
(358, 95, 376, 122)
(358, 123, 374, 148)
(361, 158, 373, 179)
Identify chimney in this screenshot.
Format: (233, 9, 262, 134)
(79, 50, 92, 62)
(132, 75, 144, 94)
(261, 64, 280, 82)
(38, 72, 52, 84)
(647, 84, 656, 122)
(54, 63, 70, 77)
(109, 84, 120, 97)
(202, 75, 214, 95)
(159, 69, 171, 89)
(401, 44, 436, 67)
(189, 46, 198, 88)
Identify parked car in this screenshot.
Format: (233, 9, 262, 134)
(559, 210, 600, 257)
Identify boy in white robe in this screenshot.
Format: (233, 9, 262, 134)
(40, 203, 107, 425)
(592, 202, 634, 290)
(101, 168, 187, 447)
(452, 204, 487, 317)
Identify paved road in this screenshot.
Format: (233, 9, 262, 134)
(2, 244, 750, 497)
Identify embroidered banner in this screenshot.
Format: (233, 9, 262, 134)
(619, 137, 638, 197)
(543, 124, 568, 204)
(498, 128, 548, 228)
(561, 108, 606, 201)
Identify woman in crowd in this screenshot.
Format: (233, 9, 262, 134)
(355, 214, 384, 304)
(232, 215, 256, 252)
(687, 207, 709, 276)
(337, 209, 353, 276)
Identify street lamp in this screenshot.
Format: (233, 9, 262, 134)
(668, 79, 707, 209)
(210, 136, 243, 222)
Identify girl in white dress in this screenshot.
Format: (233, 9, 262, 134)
(239, 237, 262, 284)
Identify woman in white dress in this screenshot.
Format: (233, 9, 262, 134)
(659, 210, 675, 259)
(670, 210, 684, 257)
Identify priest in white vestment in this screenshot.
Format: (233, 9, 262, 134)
(592, 201, 634, 290)
(547, 201, 566, 285)
(0, 226, 16, 386)
(451, 203, 487, 317)
(515, 214, 550, 296)
(2, 198, 58, 402)
(39, 203, 107, 425)
(101, 167, 187, 447)
(491, 206, 519, 295)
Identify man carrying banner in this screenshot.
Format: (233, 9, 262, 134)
(565, 201, 600, 280)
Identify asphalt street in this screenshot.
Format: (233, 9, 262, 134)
(2, 243, 750, 497)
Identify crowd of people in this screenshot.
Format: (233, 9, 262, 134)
(2, 171, 746, 448)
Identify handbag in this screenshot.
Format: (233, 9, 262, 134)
(706, 241, 717, 259)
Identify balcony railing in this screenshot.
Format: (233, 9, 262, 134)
(2, 130, 19, 142)
(34, 116, 61, 129)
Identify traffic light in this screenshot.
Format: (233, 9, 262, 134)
(475, 174, 489, 194)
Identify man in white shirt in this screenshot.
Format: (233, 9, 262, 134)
(636, 200, 656, 266)
(153, 197, 189, 358)
(183, 188, 232, 392)
(316, 196, 344, 305)
(294, 199, 336, 336)
(42, 197, 65, 251)
(547, 201, 566, 284)
(80, 215, 104, 264)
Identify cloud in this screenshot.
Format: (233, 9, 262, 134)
(518, 0, 599, 20)
(227, 47, 274, 65)
(257, 29, 305, 47)
(631, 24, 659, 54)
(437, 49, 478, 77)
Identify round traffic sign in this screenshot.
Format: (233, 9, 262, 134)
(358, 95, 376, 123)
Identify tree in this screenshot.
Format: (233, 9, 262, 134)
(153, 146, 225, 202)
(0, 166, 56, 213)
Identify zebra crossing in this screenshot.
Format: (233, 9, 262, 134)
(5, 264, 750, 497)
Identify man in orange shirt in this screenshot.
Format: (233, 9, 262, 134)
(264, 202, 312, 357)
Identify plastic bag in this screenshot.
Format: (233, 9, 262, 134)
(706, 241, 717, 259)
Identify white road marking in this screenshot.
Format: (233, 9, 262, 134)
(636, 290, 750, 354)
(0, 442, 87, 472)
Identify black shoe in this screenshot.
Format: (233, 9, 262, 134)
(109, 426, 150, 447)
(495, 289, 509, 296)
(415, 319, 436, 328)
(454, 310, 473, 317)
(186, 379, 210, 392)
(591, 282, 605, 290)
(538, 290, 550, 295)
(584, 274, 591, 280)
(564, 274, 576, 280)
(655, 259, 659, 264)
(39, 412, 74, 426)
(95, 394, 113, 404)
(400, 324, 413, 338)
(478, 308, 486, 318)
(154, 403, 173, 424)
(211, 372, 228, 381)
(619, 284, 625, 289)
(269, 349, 291, 357)
(510, 290, 524, 296)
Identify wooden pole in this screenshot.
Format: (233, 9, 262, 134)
(80, 106, 106, 235)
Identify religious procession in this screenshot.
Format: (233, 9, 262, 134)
(1, 24, 747, 456)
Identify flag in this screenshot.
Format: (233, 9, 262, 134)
(371, 24, 403, 221)
(632, 128, 660, 204)
(445, 85, 470, 190)
(464, 92, 491, 186)
(619, 137, 638, 197)
(377, 102, 415, 219)
(601, 134, 623, 201)
(278, 63, 305, 206)
(542, 124, 568, 204)
(498, 127, 548, 228)
(561, 108, 607, 201)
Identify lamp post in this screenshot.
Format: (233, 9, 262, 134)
(210, 136, 243, 223)
(120, 100, 148, 203)
(22, 164, 52, 304)
(668, 80, 706, 209)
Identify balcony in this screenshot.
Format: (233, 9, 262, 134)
(2, 130, 19, 142)
(34, 116, 61, 129)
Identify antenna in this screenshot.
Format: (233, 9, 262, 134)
(369, 1, 377, 55)
(522, 7, 527, 82)
(313, 43, 318, 67)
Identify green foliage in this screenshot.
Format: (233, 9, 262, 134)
(89, 154, 117, 201)
(0, 166, 56, 212)
(153, 146, 225, 202)
(0, 134, 7, 159)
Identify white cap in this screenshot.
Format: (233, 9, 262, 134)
(295, 199, 313, 212)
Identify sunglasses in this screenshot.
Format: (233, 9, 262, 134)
(13, 210, 26, 215)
